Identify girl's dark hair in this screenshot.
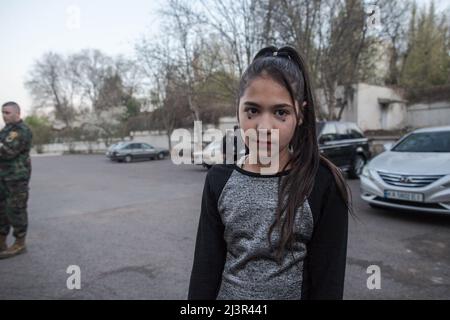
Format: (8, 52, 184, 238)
(237, 46, 353, 263)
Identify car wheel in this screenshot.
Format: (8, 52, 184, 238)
(124, 155, 133, 163)
(157, 152, 165, 160)
(349, 154, 365, 179)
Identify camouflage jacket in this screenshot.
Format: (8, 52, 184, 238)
(0, 120, 33, 180)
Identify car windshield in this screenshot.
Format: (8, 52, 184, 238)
(392, 131, 450, 153)
(108, 142, 125, 151)
(118, 142, 133, 150)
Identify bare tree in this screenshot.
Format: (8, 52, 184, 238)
(378, 0, 412, 85)
(158, 0, 204, 123)
(25, 52, 78, 128)
(115, 56, 144, 97)
(271, 0, 323, 69)
(138, 1, 246, 149)
(68, 49, 142, 144)
(136, 38, 185, 148)
(69, 49, 115, 112)
(284, 0, 370, 119)
(196, 0, 269, 74)
(26, 49, 143, 146)
(273, 0, 373, 120)
(161, 0, 271, 98)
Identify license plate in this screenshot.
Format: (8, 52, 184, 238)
(384, 190, 424, 202)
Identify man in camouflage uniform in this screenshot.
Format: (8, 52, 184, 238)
(0, 101, 33, 259)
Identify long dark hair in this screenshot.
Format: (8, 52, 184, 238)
(237, 46, 353, 263)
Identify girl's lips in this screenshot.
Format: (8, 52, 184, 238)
(248, 139, 276, 147)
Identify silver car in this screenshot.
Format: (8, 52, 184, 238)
(106, 141, 170, 163)
(360, 126, 450, 215)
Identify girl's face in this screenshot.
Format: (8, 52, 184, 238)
(238, 75, 301, 159)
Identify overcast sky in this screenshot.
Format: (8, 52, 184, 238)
(0, 0, 447, 127)
(0, 0, 160, 126)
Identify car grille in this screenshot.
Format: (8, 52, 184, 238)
(377, 172, 444, 188)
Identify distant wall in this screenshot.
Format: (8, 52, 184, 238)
(33, 133, 169, 154)
(407, 101, 450, 128)
(32, 117, 238, 154)
(131, 131, 170, 149)
(34, 141, 114, 154)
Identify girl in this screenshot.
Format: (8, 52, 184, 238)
(188, 46, 351, 300)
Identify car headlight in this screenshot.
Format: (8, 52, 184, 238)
(361, 165, 373, 179)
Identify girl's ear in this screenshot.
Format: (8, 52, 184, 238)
(296, 101, 306, 126)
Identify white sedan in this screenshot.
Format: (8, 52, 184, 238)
(360, 126, 450, 215)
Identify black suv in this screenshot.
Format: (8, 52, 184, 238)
(317, 121, 371, 179)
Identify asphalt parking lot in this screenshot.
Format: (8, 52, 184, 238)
(0, 155, 449, 299)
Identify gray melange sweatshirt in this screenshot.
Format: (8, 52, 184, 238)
(188, 161, 348, 300)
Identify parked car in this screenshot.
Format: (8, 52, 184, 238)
(107, 142, 126, 153)
(317, 121, 371, 179)
(106, 142, 170, 163)
(360, 126, 450, 215)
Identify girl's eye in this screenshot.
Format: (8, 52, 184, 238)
(245, 107, 259, 117)
(275, 109, 289, 118)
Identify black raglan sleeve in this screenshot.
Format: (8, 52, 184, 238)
(303, 167, 349, 300)
(188, 167, 228, 300)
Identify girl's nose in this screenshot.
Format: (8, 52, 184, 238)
(256, 113, 274, 131)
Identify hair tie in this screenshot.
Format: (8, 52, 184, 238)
(272, 51, 291, 60)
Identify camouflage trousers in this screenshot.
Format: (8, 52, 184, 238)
(0, 179, 29, 238)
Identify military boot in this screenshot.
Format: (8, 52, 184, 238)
(0, 234, 7, 253)
(0, 236, 26, 259)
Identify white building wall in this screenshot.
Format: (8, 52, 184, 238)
(315, 83, 406, 131)
(386, 102, 407, 129)
(355, 83, 406, 131)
